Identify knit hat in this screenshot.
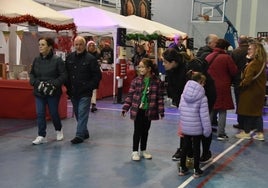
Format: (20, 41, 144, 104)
(87, 41, 96, 48)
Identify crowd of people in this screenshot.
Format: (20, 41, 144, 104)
(29, 34, 267, 178)
(120, 34, 267, 178)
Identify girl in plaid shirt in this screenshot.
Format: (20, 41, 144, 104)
(122, 58, 165, 161)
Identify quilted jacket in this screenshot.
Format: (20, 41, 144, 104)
(179, 80, 212, 137)
(122, 75, 165, 120)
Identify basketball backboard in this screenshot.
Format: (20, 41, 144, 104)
(191, 0, 226, 23)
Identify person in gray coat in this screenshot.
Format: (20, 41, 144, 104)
(178, 72, 212, 178)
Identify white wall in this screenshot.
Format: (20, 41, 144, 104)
(2, 0, 268, 65)
(0, 24, 9, 63)
(151, 0, 268, 49)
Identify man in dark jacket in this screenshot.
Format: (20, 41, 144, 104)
(196, 34, 218, 60)
(169, 34, 187, 53)
(166, 35, 187, 106)
(196, 34, 219, 128)
(65, 36, 102, 144)
(231, 35, 249, 129)
(194, 34, 218, 163)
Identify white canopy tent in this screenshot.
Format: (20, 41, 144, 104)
(0, 0, 74, 26)
(59, 6, 188, 101)
(59, 6, 142, 35)
(0, 0, 75, 67)
(60, 6, 145, 101)
(126, 15, 187, 38)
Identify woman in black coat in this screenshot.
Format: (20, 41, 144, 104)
(29, 37, 67, 145)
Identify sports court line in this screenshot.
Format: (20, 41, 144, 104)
(196, 139, 253, 188)
(97, 107, 268, 122)
(177, 138, 250, 188)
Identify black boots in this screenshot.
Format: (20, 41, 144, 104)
(91, 103, 97, 113)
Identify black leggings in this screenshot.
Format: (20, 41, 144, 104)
(133, 110, 151, 151)
(180, 135, 202, 170)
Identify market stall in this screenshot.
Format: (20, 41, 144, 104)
(0, 0, 76, 66)
(0, 0, 76, 119)
(60, 6, 187, 101)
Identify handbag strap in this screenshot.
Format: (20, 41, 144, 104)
(208, 53, 219, 67)
(252, 61, 266, 80)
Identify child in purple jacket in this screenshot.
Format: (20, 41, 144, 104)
(178, 71, 212, 178)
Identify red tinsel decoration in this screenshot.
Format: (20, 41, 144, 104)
(0, 14, 77, 36)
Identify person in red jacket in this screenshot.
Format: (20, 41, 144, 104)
(206, 39, 238, 140)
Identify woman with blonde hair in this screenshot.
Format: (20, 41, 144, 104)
(236, 41, 267, 141)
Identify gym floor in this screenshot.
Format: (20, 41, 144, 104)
(0, 97, 267, 188)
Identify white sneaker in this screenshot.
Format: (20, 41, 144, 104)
(32, 136, 47, 145)
(56, 129, 64, 141)
(131, 151, 140, 161)
(253, 132, 265, 141)
(141, 150, 152, 159)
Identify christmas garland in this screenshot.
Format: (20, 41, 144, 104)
(0, 14, 77, 34)
(126, 33, 174, 41)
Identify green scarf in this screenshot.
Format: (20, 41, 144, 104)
(140, 77, 150, 109)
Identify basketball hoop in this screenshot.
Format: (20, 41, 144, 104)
(198, 14, 210, 22)
(191, 0, 226, 23)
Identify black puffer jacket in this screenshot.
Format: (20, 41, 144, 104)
(65, 50, 102, 98)
(196, 45, 213, 60)
(29, 50, 67, 97)
(165, 61, 187, 107)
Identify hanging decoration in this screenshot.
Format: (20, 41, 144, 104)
(2, 31, 10, 43)
(15, 30, 24, 40)
(54, 36, 73, 53)
(28, 22, 38, 37)
(126, 33, 175, 42)
(0, 14, 77, 35)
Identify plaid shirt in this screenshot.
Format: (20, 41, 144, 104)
(122, 75, 165, 120)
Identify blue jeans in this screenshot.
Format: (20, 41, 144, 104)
(71, 97, 91, 139)
(35, 95, 62, 137)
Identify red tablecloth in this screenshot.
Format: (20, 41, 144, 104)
(97, 71, 114, 99)
(0, 80, 67, 119)
(95, 70, 136, 99)
(123, 69, 136, 93)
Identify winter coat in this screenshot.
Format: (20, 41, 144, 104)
(186, 58, 217, 112)
(237, 59, 266, 116)
(206, 48, 238, 110)
(122, 75, 165, 120)
(196, 45, 213, 60)
(231, 44, 249, 87)
(65, 50, 102, 98)
(88, 51, 102, 89)
(179, 80, 212, 137)
(165, 61, 187, 107)
(29, 50, 67, 97)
